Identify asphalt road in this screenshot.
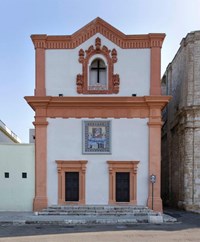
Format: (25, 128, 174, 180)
(0, 209, 199, 238)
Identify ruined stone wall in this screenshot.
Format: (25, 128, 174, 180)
(161, 132, 169, 205)
(161, 31, 200, 210)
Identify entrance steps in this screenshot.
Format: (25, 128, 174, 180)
(36, 205, 176, 224)
(39, 205, 152, 216)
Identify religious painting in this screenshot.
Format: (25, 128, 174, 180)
(83, 120, 111, 154)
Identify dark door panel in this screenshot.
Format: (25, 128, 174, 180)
(116, 172, 130, 202)
(65, 172, 79, 201)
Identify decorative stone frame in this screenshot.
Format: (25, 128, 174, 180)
(76, 37, 120, 94)
(107, 161, 139, 204)
(56, 160, 87, 205)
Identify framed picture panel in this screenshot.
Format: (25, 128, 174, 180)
(83, 120, 111, 154)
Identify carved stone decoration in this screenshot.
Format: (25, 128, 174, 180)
(86, 45, 94, 55)
(102, 45, 110, 53)
(76, 74, 83, 94)
(76, 37, 120, 94)
(95, 37, 101, 50)
(111, 49, 117, 63)
(78, 49, 85, 63)
(112, 74, 120, 94)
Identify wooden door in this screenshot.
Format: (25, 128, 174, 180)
(116, 172, 130, 202)
(65, 172, 79, 201)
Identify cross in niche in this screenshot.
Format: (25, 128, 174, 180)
(91, 59, 106, 83)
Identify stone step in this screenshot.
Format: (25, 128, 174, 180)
(48, 205, 148, 209)
(41, 209, 150, 213)
(62, 217, 149, 224)
(45, 205, 150, 211)
(35, 205, 177, 224)
(39, 211, 151, 216)
(38, 205, 156, 216)
(32, 214, 176, 225)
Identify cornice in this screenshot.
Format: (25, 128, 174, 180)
(25, 96, 171, 119)
(107, 161, 139, 165)
(31, 17, 165, 49)
(56, 160, 88, 165)
(25, 96, 170, 107)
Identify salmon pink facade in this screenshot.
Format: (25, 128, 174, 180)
(25, 18, 170, 212)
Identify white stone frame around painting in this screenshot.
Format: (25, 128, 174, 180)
(82, 120, 111, 154)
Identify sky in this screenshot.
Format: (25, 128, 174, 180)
(0, 0, 200, 143)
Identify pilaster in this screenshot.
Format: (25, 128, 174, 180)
(33, 112, 48, 211)
(32, 35, 46, 96)
(147, 107, 163, 212)
(150, 37, 162, 95)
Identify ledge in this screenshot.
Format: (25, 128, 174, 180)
(25, 96, 171, 119)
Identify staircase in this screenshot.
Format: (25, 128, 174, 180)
(36, 205, 169, 224)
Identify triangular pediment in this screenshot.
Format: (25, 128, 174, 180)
(72, 17, 126, 42)
(31, 17, 165, 49)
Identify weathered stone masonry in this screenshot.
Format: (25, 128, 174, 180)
(161, 31, 200, 210)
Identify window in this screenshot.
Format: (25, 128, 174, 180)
(4, 172, 9, 178)
(76, 37, 120, 94)
(89, 58, 107, 90)
(22, 172, 27, 178)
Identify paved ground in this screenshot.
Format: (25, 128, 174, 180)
(0, 209, 199, 241)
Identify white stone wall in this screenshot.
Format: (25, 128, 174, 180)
(0, 144, 35, 211)
(47, 118, 149, 206)
(45, 34, 151, 97)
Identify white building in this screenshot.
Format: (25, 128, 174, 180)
(0, 144, 34, 211)
(0, 121, 34, 211)
(25, 18, 170, 212)
(0, 120, 21, 143)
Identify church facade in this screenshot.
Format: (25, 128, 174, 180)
(25, 18, 170, 212)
